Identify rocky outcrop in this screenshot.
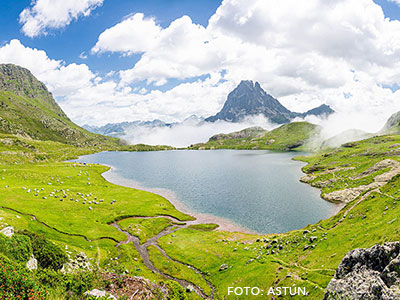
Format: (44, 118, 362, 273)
(323, 159, 400, 203)
(324, 242, 400, 300)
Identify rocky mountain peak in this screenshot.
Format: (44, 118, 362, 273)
(206, 80, 334, 124)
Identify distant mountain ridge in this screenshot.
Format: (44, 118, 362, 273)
(83, 119, 176, 137)
(206, 80, 334, 123)
(83, 115, 206, 138)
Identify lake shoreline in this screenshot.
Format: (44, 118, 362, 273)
(101, 165, 258, 235)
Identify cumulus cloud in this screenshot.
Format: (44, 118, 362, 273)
(0, 39, 96, 97)
(91, 0, 400, 122)
(91, 13, 162, 55)
(19, 0, 103, 37)
(3, 0, 400, 142)
(0, 39, 233, 126)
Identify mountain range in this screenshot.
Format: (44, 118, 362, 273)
(85, 80, 334, 138)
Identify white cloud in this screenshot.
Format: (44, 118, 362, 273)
(3, 0, 400, 143)
(0, 39, 234, 127)
(93, 0, 400, 96)
(91, 13, 161, 55)
(88, 0, 400, 134)
(19, 0, 103, 37)
(0, 39, 96, 97)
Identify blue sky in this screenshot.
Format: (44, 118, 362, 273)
(0, 0, 400, 137)
(0, 0, 221, 77)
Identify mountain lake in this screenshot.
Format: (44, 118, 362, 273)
(73, 150, 339, 234)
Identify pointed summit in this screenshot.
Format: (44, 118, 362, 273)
(206, 80, 293, 123)
(206, 80, 334, 124)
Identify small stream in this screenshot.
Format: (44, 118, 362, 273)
(111, 216, 215, 299)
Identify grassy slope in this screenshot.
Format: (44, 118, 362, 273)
(189, 122, 320, 151)
(156, 134, 400, 299)
(0, 135, 193, 298)
(1, 130, 400, 298)
(0, 91, 121, 148)
(118, 217, 175, 243)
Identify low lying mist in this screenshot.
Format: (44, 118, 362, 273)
(301, 109, 393, 149)
(121, 115, 277, 148)
(119, 108, 394, 149)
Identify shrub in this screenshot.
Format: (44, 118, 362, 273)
(166, 281, 188, 300)
(35, 268, 101, 297)
(0, 255, 46, 299)
(19, 230, 68, 270)
(0, 233, 32, 262)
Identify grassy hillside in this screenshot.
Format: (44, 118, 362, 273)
(0, 63, 399, 298)
(189, 121, 320, 151)
(158, 134, 400, 299)
(0, 64, 122, 148)
(1, 126, 400, 298)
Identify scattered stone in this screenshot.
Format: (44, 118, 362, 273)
(186, 285, 195, 292)
(219, 264, 228, 271)
(26, 255, 37, 271)
(309, 236, 318, 243)
(0, 226, 14, 237)
(303, 230, 310, 234)
(84, 289, 116, 299)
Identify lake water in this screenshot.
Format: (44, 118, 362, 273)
(73, 150, 338, 234)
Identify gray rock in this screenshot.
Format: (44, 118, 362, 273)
(26, 254, 37, 271)
(186, 284, 195, 292)
(324, 242, 400, 299)
(84, 289, 116, 299)
(0, 226, 14, 237)
(219, 264, 228, 271)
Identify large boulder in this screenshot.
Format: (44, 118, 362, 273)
(324, 242, 400, 299)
